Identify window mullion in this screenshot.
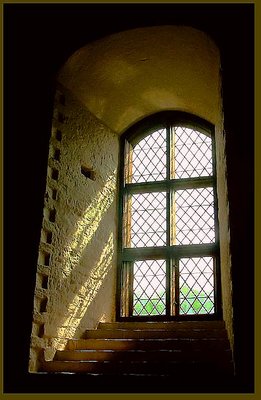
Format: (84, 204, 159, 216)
(166, 258, 171, 317)
(174, 258, 179, 316)
(129, 262, 134, 317)
(166, 124, 171, 316)
(166, 124, 171, 247)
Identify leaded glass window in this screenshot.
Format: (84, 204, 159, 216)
(117, 112, 220, 320)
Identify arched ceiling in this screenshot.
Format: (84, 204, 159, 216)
(58, 26, 221, 134)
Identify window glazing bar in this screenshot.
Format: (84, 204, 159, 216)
(122, 243, 218, 261)
(124, 176, 214, 194)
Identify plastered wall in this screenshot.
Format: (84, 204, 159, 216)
(29, 25, 233, 372)
(29, 85, 119, 371)
(58, 26, 221, 132)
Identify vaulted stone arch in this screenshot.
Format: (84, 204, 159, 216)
(57, 25, 221, 133)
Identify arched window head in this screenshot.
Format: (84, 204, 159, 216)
(117, 112, 221, 321)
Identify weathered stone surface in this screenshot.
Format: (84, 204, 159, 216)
(29, 86, 119, 370)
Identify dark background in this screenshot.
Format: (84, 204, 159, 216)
(4, 3, 254, 393)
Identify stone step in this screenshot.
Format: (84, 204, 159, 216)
(55, 348, 232, 363)
(66, 337, 231, 351)
(98, 320, 225, 330)
(41, 320, 233, 379)
(42, 359, 234, 376)
(83, 328, 226, 339)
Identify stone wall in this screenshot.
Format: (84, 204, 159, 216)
(215, 114, 234, 354)
(29, 85, 119, 371)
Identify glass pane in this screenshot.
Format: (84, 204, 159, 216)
(133, 260, 166, 316)
(126, 128, 167, 183)
(125, 192, 167, 248)
(179, 257, 215, 315)
(173, 187, 215, 245)
(172, 126, 213, 179)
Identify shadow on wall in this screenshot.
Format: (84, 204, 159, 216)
(44, 172, 117, 360)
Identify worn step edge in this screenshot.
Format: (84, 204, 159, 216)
(55, 348, 232, 362)
(66, 337, 230, 351)
(98, 321, 225, 330)
(41, 359, 234, 375)
(83, 329, 227, 339)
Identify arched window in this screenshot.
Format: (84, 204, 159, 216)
(117, 112, 221, 320)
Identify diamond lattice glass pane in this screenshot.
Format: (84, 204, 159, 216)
(133, 260, 166, 316)
(128, 129, 167, 183)
(173, 187, 215, 245)
(129, 192, 167, 247)
(172, 126, 213, 179)
(179, 257, 215, 315)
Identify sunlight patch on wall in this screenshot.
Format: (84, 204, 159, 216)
(61, 172, 116, 278)
(45, 232, 114, 359)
